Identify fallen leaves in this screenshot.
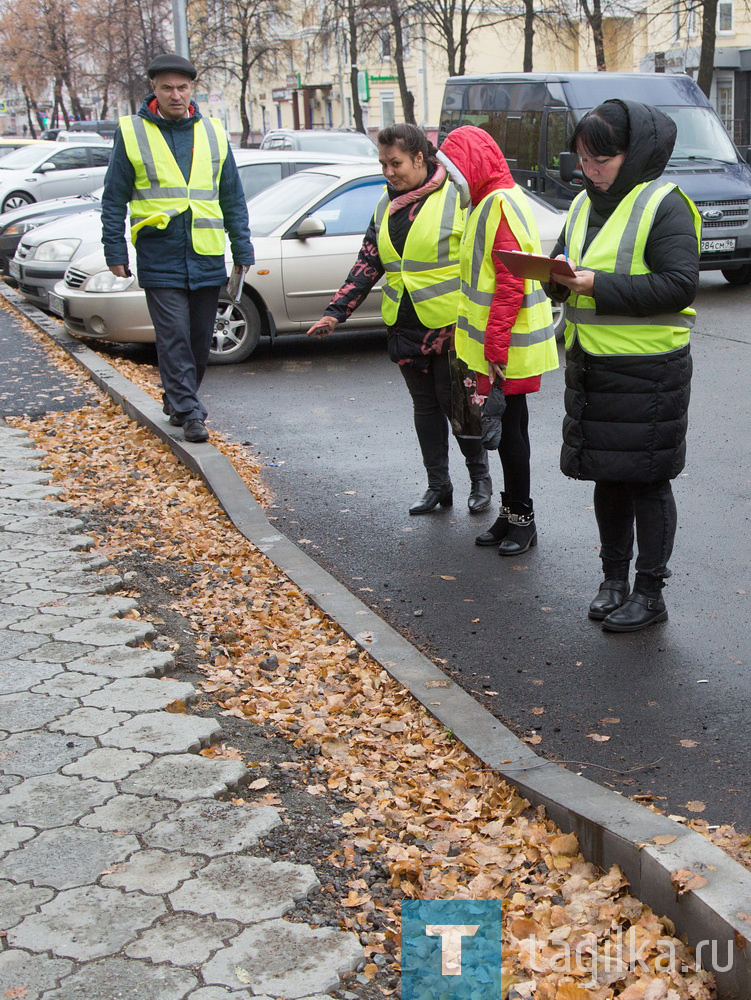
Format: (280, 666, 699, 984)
(686, 800, 706, 813)
(671, 868, 709, 895)
(587, 733, 611, 743)
(11, 353, 719, 1000)
(679, 739, 700, 748)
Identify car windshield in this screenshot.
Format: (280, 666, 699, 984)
(295, 134, 378, 157)
(0, 145, 48, 169)
(246, 171, 336, 236)
(668, 107, 738, 164)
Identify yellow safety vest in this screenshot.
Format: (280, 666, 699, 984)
(119, 114, 228, 255)
(563, 180, 701, 355)
(374, 181, 465, 328)
(456, 185, 558, 379)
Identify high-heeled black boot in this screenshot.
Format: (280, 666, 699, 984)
(497, 499, 537, 556)
(475, 493, 511, 546)
(409, 484, 453, 515)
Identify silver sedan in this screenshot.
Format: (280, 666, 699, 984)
(51, 162, 565, 364)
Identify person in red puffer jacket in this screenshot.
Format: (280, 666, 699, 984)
(438, 125, 559, 555)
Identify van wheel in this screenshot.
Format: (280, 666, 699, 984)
(2, 191, 34, 212)
(721, 264, 751, 285)
(209, 292, 261, 364)
(552, 303, 565, 342)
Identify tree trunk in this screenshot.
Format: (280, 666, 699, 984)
(457, 0, 469, 76)
(523, 0, 534, 72)
(347, 0, 365, 133)
(22, 85, 39, 138)
(697, 0, 719, 96)
(580, 0, 607, 70)
(389, 0, 415, 124)
(240, 45, 251, 145)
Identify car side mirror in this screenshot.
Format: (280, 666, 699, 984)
(558, 151, 581, 183)
(38, 162, 57, 172)
(296, 216, 326, 239)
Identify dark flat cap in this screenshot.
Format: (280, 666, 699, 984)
(147, 54, 197, 80)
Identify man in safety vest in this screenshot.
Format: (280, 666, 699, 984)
(102, 54, 254, 442)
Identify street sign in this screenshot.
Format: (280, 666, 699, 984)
(357, 70, 369, 103)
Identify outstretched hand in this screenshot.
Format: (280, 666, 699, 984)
(306, 316, 338, 338)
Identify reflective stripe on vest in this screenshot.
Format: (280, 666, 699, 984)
(119, 114, 228, 256)
(456, 185, 558, 380)
(374, 181, 465, 328)
(563, 180, 701, 356)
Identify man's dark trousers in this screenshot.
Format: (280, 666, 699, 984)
(145, 286, 221, 423)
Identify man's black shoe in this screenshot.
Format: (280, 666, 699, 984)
(409, 485, 453, 515)
(602, 591, 667, 632)
(169, 413, 183, 427)
(183, 419, 209, 443)
(467, 476, 492, 513)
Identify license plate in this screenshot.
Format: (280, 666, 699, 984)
(700, 238, 736, 252)
(9, 259, 20, 279)
(48, 292, 65, 318)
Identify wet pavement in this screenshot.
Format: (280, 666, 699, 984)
(197, 273, 751, 829)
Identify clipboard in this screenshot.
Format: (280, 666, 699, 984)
(494, 249, 577, 281)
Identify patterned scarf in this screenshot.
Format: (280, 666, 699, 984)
(389, 163, 447, 215)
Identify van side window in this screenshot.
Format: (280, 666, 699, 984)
(546, 110, 574, 170)
(517, 111, 541, 171)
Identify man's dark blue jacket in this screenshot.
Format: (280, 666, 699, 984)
(101, 96, 254, 289)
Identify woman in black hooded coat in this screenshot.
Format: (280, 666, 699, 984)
(549, 100, 700, 633)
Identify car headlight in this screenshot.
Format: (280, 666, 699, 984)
(34, 239, 81, 262)
(2, 220, 41, 237)
(85, 270, 134, 292)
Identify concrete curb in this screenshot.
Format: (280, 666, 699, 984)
(6, 285, 750, 997)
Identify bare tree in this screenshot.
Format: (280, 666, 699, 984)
(189, 0, 286, 145)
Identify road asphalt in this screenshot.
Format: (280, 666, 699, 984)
(196, 273, 751, 830)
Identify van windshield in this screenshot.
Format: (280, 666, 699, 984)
(668, 107, 738, 164)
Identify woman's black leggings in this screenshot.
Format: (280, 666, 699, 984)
(497, 393, 531, 502)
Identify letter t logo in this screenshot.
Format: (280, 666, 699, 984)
(425, 924, 480, 975)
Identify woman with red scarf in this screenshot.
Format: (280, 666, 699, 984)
(306, 123, 491, 517)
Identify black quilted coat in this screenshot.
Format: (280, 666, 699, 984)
(553, 101, 700, 484)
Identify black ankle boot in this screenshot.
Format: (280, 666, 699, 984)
(409, 484, 453, 515)
(468, 476, 492, 514)
(602, 591, 668, 632)
(498, 499, 536, 556)
(475, 493, 511, 545)
(588, 579, 629, 620)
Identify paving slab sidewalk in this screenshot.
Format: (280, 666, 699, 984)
(0, 421, 363, 999)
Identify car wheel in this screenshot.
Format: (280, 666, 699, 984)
(721, 264, 751, 285)
(552, 302, 565, 342)
(2, 191, 34, 212)
(209, 292, 261, 365)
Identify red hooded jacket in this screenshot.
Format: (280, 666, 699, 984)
(440, 126, 541, 395)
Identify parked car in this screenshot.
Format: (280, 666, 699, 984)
(0, 140, 112, 212)
(7, 150, 373, 306)
(440, 71, 751, 283)
(0, 189, 103, 277)
(69, 120, 119, 139)
(260, 128, 378, 158)
(50, 162, 565, 362)
(0, 138, 48, 160)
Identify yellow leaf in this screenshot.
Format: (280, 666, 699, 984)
(587, 733, 610, 742)
(439, 575, 456, 581)
(686, 800, 706, 812)
(248, 778, 269, 790)
(653, 834, 678, 845)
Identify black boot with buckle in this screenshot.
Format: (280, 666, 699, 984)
(475, 492, 511, 546)
(409, 484, 453, 516)
(602, 591, 668, 632)
(588, 579, 630, 620)
(497, 499, 537, 556)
